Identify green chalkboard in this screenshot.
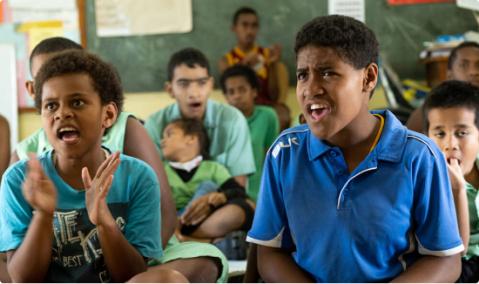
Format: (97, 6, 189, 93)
(85, 0, 476, 93)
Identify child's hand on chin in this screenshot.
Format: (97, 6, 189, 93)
(82, 152, 120, 226)
(446, 157, 467, 196)
(23, 155, 57, 217)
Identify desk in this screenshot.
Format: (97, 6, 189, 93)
(421, 56, 449, 88)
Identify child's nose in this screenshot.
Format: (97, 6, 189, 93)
(54, 105, 73, 120)
(444, 136, 459, 151)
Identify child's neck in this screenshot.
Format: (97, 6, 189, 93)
(242, 106, 255, 118)
(237, 42, 256, 53)
(54, 147, 107, 190)
(328, 112, 380, 173)
(465, 162, 479, 189)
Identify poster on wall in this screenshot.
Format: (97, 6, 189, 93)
(95, 0, 192, 37)
(0, 0, 80, 108)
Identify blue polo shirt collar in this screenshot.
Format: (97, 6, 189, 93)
(307, 110, 407, 163)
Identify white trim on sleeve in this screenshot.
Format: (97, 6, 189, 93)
(417, 240, 464, 257)
(246, 228, 284, 248)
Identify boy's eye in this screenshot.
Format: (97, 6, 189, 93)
(456, 130, 468, 137)
(321, 70, 334, 78)
(72, 99, 84, 108)
(296, 71, 307, 81)
(177, 80, 189, 88)
(433, 131, 445, 138)
(44, 102, 58, 111)
(197, 79, 208, 86)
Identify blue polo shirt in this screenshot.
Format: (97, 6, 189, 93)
(247, 110, 463, 282)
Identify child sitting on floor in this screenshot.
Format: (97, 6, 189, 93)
(161, 118, 254, 241)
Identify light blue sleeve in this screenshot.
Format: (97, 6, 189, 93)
(144, 112, 165, 156)
(412, 141, 463, 256)
(246, 142, 293, 249)
(0, 162, 33, 252)
(223, 110, 256, 177)
(122, 158, 163, 259)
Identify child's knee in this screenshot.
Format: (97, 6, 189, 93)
(127, 267, 188, 283)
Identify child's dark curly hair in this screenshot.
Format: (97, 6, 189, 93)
(295, 15, 378, 69)
(34, 50, 123, 112)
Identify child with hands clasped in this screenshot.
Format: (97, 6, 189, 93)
(0, 50, 184, 282)
(424, 80, 479, 282)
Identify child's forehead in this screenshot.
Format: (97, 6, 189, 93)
(172, 64, 209, 79)
(296, 45, 350, 67)
(428, 106, 477, 124)
(226, 75, 249, 85)
(236, 13, 258, 24)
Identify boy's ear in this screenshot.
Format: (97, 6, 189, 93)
(165, 81, 175, 99)
(252, 88, 258, 99)
(207, 76, 214, 90)
(185, 134, 198, 146)
(362, 63, 379, 93)
(102, 102, 118, 129)
(446, 69, 453, 80)
(25, 80, 35, 99)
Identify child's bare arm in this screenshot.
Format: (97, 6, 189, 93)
(447, 158, 470, 254)
(234, 175, 247, 187)
(8, 157, 56, 282)
(124, 117, 176, 248)
(391, 254, 461, 282)
(257, 245, 314, 282)
(82, 152, 146, 281)
(0, 116, 10, 177)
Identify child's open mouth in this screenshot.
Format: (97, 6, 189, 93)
(57, 126, 80, 144)
(308, 103, 330, 121)
(189, 102, 202, 109)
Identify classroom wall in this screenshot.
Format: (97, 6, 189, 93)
(84, 0, 477, 93)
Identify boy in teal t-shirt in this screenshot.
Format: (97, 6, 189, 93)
(220, 65, 279, 201)
(0, 50, 185, 282)
(424, 80, 479, 282)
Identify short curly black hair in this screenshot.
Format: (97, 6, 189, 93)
(167, 48, 210, 82)
(295, 15, 378, 69)
(34, 50, 123, 113)
(219, 65, 259, 94)
(447, 41, 479, 70)
(423, 80, 479, 131)
(168, 118, 210, 159)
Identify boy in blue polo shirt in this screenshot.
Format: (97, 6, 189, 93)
(247, 15, 463, 282)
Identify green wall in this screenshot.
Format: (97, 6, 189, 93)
(85, 0, 477, 93)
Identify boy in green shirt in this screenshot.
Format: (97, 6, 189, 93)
(424, 80, 479, 282)
(220, 65, 279, 201)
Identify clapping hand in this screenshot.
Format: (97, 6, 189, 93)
(82, 152, 120, 226)
(22, 155, 57, 217)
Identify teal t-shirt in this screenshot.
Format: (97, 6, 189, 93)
(247, 106, 279, 201)
(166, 160, 231, 210)
(0, 150, 162, 282)
(15, 112, 132, 160)
(145, 100, 256, 177)
(465, 161, 479, 259)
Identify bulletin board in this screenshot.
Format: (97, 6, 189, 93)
(0, 0, 85, 109)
